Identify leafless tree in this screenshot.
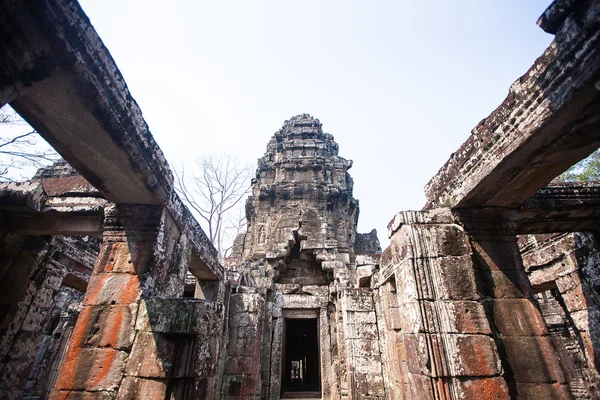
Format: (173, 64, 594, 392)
(0, 106, 59, 180)
(175, 154, 252, 260)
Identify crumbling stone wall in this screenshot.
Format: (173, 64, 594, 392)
(521, 232, 600, 398)
(0, 235, 98, 400)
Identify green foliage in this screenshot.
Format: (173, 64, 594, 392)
(560, 149, 600, 182)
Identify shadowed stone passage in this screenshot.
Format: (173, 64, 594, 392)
(283, 319, 320, 394)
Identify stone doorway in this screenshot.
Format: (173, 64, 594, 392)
(282, 318, 321, 397)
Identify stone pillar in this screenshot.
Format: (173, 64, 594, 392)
(269, 315, 283, 400)
(221, 291, 265, 399)
(386, 209, 507, 400)
(319, 305, 339, 400)
(51, 204, 187, 398)
(455, 208, 570, 399)
(373, 276, 409, 400)
(339, 288, 386, 399)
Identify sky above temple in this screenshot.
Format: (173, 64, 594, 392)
(78, 0, 553, 246)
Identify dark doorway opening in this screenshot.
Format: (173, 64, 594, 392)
(283, 318, 321, 395)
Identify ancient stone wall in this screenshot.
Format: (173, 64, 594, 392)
(0, 235, 98, 400)
(521, 232, 600, 398)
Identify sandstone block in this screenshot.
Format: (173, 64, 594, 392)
(125, 332, 176, 378)
(435, 255, 480, 300)
(454, 377, 509, 400)
(83, 273, 142, 306)
(82, 304, 137, 350)
(56, 348, 128, 391)
(503, 337, 566, 383)
(514, 383, 574, 399)
(488, 299, 548, 336)
(116, 377, 168, 400)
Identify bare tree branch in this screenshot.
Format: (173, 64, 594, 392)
(0, 106, 59, 181)
(175, 153, 252, 260)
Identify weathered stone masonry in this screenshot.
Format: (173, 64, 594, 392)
(0, 0, 600, 399)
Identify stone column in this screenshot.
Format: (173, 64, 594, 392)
(339, 288, 386, 399)
(319, 305, 336, 400)
(221, 291, 265, 399)
(51, 204, 186, 399)
(387, 209, 508, 400)
(455, 207, 570, 399)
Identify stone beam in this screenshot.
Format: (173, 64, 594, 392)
(0, 0, 173, 204)
(1, 212, 103, 236)
(0, 182, 106, 235)
(425, 1, 600, 209)
(517, 182, 600, 234)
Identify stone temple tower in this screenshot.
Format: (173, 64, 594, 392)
(224, 114, 384, 399)
(241, 114, 360, 271)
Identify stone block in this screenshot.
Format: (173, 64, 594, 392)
(302, 285, 329, 296)
(398, 301, 422, 333)
(81, 304, 137, 350)
(346, 310, 377, 324)
(387, 208, 454, 238)
(453, 377, 509, 400)
(229, 312, 259, 328)
(116, 377, 168, 399)
(55, 348, 128, 391)
(406, 372, 436, 400)
(390, 224, 471, 260)
(94, 241, 153, 275)
(55, 390, 117, 400)
(502, 337, 566, 383)
(273, 283, 301, 294)
(342, 291, 374, 312)
(446, 335, 501, 377)
(225, 356, 256, 375)
(389, 306, 402, 331)
(475, 264, 532, 299)
(83, 273, 142, 306)
(489, 299, 548, 336)
(444, 301, 492, 334)
(346, 339, 380, 358)
(125, 332, 176, 378)
(346, 322, 379, 340)
(282, 293, 327, 308)
(514, 383, 574, 399)
(561, 284, 590, 312)
(404, 333, 432, 376)
(435, 255, 480, 300)
(347, 355, 382, 374)
(356, 254, 380, 266)
(405, 333, 501, 378)
(570, 307, 600, 332)
(555, 271, 581, 293)
(321, 260, 345, 271)
(229, 293, 262, 313)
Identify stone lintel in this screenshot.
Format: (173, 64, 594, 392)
(2, 212, 103, 236)
(1, 0, 173, 205)
(453, 207, 518, 241)
(282, 294, 328, 309)
(387, 208, 454, 238)
(424, 0, 600, 209)
(0, 181, 46, 211)
(517, 182, 600, 233)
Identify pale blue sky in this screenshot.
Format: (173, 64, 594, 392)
(77, 0, 554, 246)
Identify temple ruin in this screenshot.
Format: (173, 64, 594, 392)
(1, 0, 600, 399)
